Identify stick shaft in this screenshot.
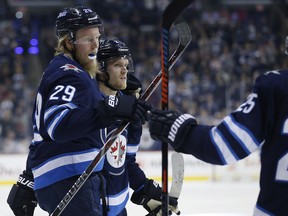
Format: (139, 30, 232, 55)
(161, 1, 194, 215)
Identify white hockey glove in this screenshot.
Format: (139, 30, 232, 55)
(144, 199, 180, 216)
(131, 179, 180, 215)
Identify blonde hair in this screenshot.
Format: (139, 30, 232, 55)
(54, 35, 72, 57)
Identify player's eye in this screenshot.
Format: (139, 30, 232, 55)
(74, 36, 97, 44)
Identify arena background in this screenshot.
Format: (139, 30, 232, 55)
(0, 0, 287, 215)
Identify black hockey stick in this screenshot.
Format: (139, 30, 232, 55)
(160, 0, 193, 215)
(50, 17, 191, 216)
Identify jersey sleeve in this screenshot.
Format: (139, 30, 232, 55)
(39, 73, 106, 142)
(177, 72, 278, 165)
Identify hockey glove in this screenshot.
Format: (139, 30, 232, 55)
(131, 179, 180, 216)
(7, 170, 37, 216)
(148, 109, 197, 150)
(99, 95, 151, 125)
(122, 73, 143, 99)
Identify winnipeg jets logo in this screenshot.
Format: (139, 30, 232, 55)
(107, 135, 126, 168)
(110, 140, 125, 163)
(60, 64, 82, 73)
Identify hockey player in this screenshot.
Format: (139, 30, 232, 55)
(148, 37, 288, 215)
(7, 6, 151, 216)
(96, 39, 179, 216)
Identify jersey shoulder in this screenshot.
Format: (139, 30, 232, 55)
(45, 55, 89, 80)
(40, 55, 95, 89)
(254, 69, 288, 93)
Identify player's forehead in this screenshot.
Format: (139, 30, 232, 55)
(76, 26, 100, 38)
(107, 57, 129, 65)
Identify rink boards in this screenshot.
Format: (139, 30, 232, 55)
(0, 151, 260, 184)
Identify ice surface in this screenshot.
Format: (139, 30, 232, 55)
(1, 181, 258, 216)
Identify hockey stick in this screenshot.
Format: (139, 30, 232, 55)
(145, 152, 185, 216)
(50, 17, 191, 216)
(170, 152, 184, 200)
(160, 0, 193, 215)
(167, 152, 185, 215)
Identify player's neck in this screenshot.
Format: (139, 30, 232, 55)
(99, 82, 117, 96)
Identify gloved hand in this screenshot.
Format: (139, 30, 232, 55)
(99, 94, 151, 124)
(122, 73, 143, 98)
(131, 179, 180, 216)
(7, 170, 37, 216)
(148, 109, 197, 150)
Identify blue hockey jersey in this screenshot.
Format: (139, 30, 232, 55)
(27, 54, 108, 190)
(98, 94, 146, 216)
(26, 53, 147, 215)
(177, 70, 288, 215)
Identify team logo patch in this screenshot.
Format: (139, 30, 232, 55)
(60, 64, 83, 73)
(106, 135, 126, 168)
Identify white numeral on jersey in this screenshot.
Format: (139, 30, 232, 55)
(283, 119, 288, 134)
(276, 154, 288, 182)
(35, 92, 42, 130)
(275, 118, 288, 182)
(236, 93, 257, 114)
(108, 95, 116, 107)
(49, 85, 76, 102)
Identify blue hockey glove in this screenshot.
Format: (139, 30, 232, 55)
(131, 179, 180, 215)
(7, 170, 37, 216)
(122, 73, 143, 98)
(100, 95, 151, 124)
(148, 109, 197, 150)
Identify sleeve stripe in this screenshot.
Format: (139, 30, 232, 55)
(44, 103, 77, 122)
(223, 115, 260, 153)
(44, 105, 58, 122)
(47, 109, 69, 140)
(32, 132, 43, 142)
(106, 186, 129, 206)
(127, 144, 139, 154)
(210, 127, 238, 164)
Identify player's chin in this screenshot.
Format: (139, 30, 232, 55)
(118, 83, 127, 90)
(118, 79, 126, 87)
(87, 58, 97, 65)
(86, 59, 97, 67)
(82, 60, 98, 75)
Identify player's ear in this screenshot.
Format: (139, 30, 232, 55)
(65, 37, 73, 48)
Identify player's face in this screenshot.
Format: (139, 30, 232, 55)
(73, 26, 101, 69)
(106, 58, 128, 90)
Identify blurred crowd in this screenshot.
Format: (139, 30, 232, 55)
(0, 0, 287, 153)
